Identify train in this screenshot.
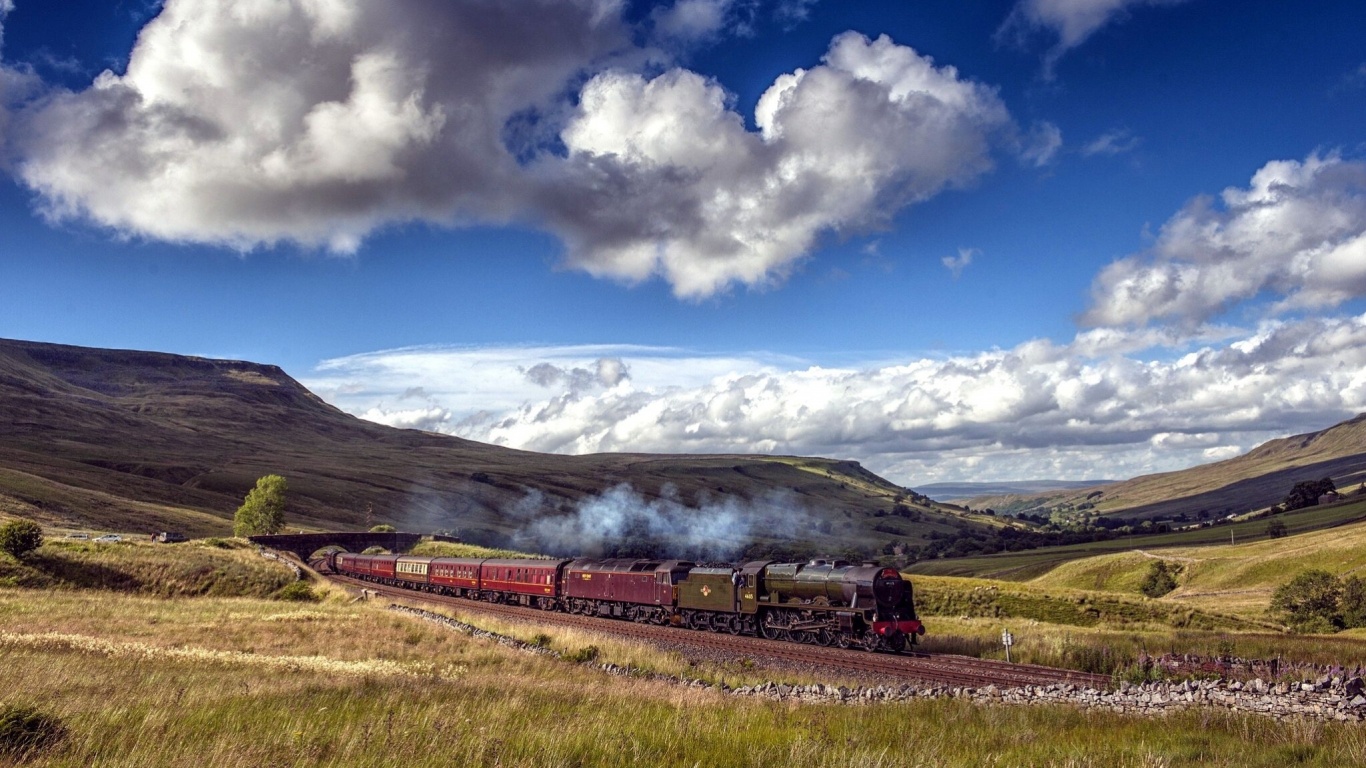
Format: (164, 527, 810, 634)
(330, 552, 925, 652)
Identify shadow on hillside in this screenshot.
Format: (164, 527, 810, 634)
(1119, 456, 1366, 521)
(23, 552, 146, 592)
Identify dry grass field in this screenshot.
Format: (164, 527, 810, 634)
(3, 538, 1366, 765)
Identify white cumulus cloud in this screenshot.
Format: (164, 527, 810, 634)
(4, 1, 1020, 299)
(537, 31, 1013, 297)
(1083, 152, 1366, 329)
(10, 0, 633, 252)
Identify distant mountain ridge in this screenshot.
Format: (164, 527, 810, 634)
(970, 415, 1366, 520)
(916, 480, 1117, 503)
(0, 337, 985, 555)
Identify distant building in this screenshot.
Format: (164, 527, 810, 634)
(1319, 491, 1341, 506)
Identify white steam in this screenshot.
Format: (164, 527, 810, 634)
(506, 483, 810, 560)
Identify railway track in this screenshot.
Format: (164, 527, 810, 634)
(331, 575, 1112, 691)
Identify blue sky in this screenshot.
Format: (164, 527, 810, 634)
(1, 0, 1365, 485)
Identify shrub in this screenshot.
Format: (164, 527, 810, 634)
(369, 524, 396, 533)
(273, 582, 320, 602)
(1139, 560, 1179, 598)
(564, 645, 600, 663)
(1271, 569, 1343, 631)
(0, 520, 43, 559)
(1266, 519, 1288, 539)
(0, 704, 65, 758)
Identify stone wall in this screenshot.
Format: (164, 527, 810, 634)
(388, 603, 1366, 722)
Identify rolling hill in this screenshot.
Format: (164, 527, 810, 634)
(968, 415, 1366, 522)
(0, 337, 986, 555)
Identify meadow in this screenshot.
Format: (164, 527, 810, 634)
(4, 537, 1366, 765)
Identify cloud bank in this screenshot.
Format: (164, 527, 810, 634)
(306, 311, 1366, 485)
(2, 0, 1020, 298)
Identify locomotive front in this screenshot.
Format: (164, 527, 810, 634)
(845, 564, 924, 648)
(759, 559, 924, 650)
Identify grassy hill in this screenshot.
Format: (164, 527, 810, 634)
(907, 495, 1366, 580)
(969, 414, 1366, 522)
(0, 338, 985, 556)
(1028, 504, 1366, 618)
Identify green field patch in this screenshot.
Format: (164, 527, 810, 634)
(908, 499, 1366, 581)
(914, 576, 1260, 632)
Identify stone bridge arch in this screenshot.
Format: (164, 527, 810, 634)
(247, 531, 452, 562)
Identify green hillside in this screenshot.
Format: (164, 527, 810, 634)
(970, 414, 1366, 522)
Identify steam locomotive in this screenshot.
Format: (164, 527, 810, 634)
(331, 552, 925, 652)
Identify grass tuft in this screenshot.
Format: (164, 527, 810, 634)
(0, 703, 65, 758)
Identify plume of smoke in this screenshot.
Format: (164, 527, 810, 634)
(509, 483, 811, 561)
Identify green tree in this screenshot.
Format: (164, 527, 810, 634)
(1270, 569, 1343, 631)
(233, 475, 288, 537)
(0, 520, 43, 559)
(1266, 519, 1288, 539)
(369, 524, 396, 533)
(1283, 478, 1337, 511)
(1341, 576, 1366, 629)
(1139, 560, 1179, 598)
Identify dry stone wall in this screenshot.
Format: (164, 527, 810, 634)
(389, 604, 1366, 722)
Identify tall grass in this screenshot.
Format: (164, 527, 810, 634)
(4, 638, 1366, 767)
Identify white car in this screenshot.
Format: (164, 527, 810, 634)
(93, 534, 122, 543)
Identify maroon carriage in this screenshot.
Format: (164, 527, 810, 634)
(561, 559, 694, 623)
(333, 552, 361, 575)
(427, 557, 483, 596)
(478, 558, 567, 608)
(366, 554, 399, 583)
(333, 552, 399, 584)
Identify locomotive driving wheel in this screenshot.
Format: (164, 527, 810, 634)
(758, 617, 782, 640)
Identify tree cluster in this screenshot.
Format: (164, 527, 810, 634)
(905, 524, 1120, 561)
(1271, 569, 1366, 633)
(1283, 478, 1336, 512)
